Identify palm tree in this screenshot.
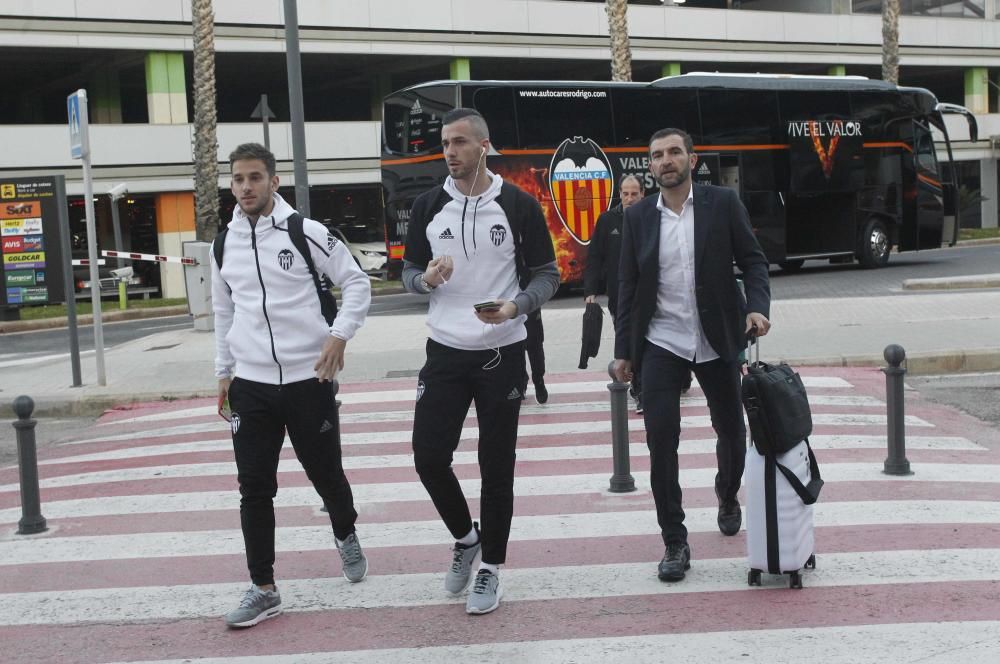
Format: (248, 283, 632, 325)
(606, 0, 632, 82)
(192, 0, 219, 242)
(881, 0, 899, 85)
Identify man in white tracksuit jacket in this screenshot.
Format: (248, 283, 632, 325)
(212, 143, 371, 628)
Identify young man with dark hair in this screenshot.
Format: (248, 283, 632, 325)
(613, 127, 771, 582)
(403, 108, 559, 614)
(213, 142, 372, 628)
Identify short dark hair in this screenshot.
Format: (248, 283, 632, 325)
(648, 128, 694, 154)
(442, 107, 490, 140)
(229, 143, 276, 177)
(619, 173, 643, 191)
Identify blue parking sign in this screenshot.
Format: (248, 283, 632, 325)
(67, 90, 89, 160)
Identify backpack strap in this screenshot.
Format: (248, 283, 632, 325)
(499, 182, 528, 286)
(212, 227, 230, 292)
(774, 438, 824, 505)
(287, 213, 338, 325)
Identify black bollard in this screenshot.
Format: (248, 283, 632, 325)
(12, 395, 48, 534)
(882, 345, 913, 476)
(321, 379, 341, 514)
(607, 361, 636, 493)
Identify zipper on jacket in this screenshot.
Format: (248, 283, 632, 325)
(251, 227, 283, 385)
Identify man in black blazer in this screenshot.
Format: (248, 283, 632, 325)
(613, 128, 771, 582)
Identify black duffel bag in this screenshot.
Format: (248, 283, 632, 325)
(741, 336, 813, 456)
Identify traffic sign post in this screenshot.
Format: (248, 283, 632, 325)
(68, 89, 106, 386)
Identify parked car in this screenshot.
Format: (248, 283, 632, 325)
(327, 225, 388, 274)
(72, 252, 148, 295)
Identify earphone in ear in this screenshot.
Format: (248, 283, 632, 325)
(481, 146, 487, 157)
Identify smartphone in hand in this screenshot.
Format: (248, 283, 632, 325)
(473, 300, 501, 313)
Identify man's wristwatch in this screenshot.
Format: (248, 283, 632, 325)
(420, 276, 436, 292)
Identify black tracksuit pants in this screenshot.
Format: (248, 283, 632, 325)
(641, 342, 745, 545)
(412, 338, 527, 565)
(525, 309, 545, 383)
(228, 376, 358, 586)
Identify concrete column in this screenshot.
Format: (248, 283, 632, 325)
(828, 65, 846, 77)
(450, 57, 470, 80)
(831, 0, 852, 14)
(980, 158, 998, 229)
(662, 62, 681, 78)
(155, 192, 196, 297)
(965, 67, 989, 114)
(370, 73, 392, 121)
(145, 52, 188, 124)
(90, 69, 122, 123)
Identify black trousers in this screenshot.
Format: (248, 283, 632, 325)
(228, 376, 358, 586)
(525, 310, 545, 382)
(641, 342, 745, 545)
(412, 338, 527, 565)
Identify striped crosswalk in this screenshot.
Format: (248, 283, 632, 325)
(0, 367, 997, 663)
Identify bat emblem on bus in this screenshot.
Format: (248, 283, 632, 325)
(548, 137, 613, 245)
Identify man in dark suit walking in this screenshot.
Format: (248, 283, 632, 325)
(612, 128, 771, 582)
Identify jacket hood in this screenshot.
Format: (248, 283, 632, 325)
(227, 193, 297, 235)
(443, 171, 503, 206)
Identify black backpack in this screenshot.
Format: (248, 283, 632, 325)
(213, 212, 338, 325)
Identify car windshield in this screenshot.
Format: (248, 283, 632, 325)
(336, 225, 380, 244)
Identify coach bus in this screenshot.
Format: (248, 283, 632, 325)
(381, 74, 978, 280)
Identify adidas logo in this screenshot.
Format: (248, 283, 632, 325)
(410, 99, 423, 114)
(319, 420, 334, 433)
(439, 227, 455, 239)
(507, 387, 522, 400)
(698, 163, 711, 175)
(610, 228, 620, 235)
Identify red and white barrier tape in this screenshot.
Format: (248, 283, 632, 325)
(101, 250, 198, 266)
(71, 259, 106, 266)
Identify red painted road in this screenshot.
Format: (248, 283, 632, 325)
(0, 367, 998, 663)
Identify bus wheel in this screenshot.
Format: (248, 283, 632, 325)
(857, 218, 891, 269)
(779, 259, 805, 272)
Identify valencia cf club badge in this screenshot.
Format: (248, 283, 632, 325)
(548, 137, 613, 245)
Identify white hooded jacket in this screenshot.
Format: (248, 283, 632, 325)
(212, 194, 371, 385)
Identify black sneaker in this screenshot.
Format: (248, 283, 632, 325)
(657, 542, 691, 582)
(534, 378, 548, 404)
(717, 499, 742, 536)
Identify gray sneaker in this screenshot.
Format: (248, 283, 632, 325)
(336, 532, 368, 583)
(465, 569, 503, 615)
(224, 584, 282, 628)
(445, 529, 482, 594)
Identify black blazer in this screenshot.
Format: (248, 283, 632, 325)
(614, 184, 770, 370)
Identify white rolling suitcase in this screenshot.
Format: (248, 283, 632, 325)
(745, 439, 821, 588)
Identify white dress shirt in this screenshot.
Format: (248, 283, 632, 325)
(645, 186, 719, 363)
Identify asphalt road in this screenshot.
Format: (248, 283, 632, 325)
(1, 243, 996, 362)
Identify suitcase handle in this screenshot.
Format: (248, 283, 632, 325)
(745, 326, 760, 366)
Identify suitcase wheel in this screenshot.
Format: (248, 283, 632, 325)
(788, 571, 803, 589)
(748, 569, 762, 586)
(805, 554, 816, 569)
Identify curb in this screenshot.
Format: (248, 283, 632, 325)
(0, 286, 408, 334)
(7, 349, 999, 419)
(777, 348, 1000, 376)
(902, 274, 1000, 291)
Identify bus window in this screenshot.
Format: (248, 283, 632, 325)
(468, 86, 518, 150)
(700, 89, 780, 146)
(383, 85, 456, 155)
(915, 123, 938, 173)
(611, 88, 700, 147)
(514, 87, 613, 149)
